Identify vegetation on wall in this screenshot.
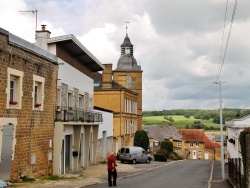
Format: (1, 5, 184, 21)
(239, 130, 247, 187)
(134, 130, 149, 151)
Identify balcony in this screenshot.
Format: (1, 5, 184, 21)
(55, 106, 103, 123)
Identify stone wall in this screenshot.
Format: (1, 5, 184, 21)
(0, 30, 58, 181)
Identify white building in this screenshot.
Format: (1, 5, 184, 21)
(94, 106, 113, 161)
(225, 114, 250, 159)
(35, 25, 106, 175)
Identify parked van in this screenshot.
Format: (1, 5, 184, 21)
(118, 146, 152, 164)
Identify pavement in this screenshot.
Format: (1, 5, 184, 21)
(10, 160, 234, 188)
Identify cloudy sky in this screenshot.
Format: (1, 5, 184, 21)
(1, 0, 250, 110)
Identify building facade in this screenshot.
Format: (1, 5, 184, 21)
(94, 33, 142, 152)
(35, 25, 104, 175)
(0, 27, 58, 181)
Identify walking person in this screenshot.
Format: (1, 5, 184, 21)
(107, 151, 117, 187)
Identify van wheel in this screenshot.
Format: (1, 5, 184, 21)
(132, 159, 136, 164)
(121, 160, 124, 163)
(147, 158, 151, 163)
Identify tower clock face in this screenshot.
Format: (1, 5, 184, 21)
(125, 47, 130, 55)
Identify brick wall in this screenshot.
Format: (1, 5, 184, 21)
(0, 32, 58, 181)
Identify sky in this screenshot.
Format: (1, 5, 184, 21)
(1, 0, 250, 111)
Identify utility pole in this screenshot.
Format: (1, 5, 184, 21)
(214, 81, 225, 180)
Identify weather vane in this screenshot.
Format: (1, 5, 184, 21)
(126, 21, 129, 36)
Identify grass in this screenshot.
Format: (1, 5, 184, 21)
(142, 115, 220, 129)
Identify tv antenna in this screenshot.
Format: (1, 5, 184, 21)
(19, 10, 38, 31)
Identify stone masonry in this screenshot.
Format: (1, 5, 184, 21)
(0, 28, 58, 181)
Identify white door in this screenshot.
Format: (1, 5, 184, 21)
(205, 152, 209, 160)
(193, 150, 197, 159)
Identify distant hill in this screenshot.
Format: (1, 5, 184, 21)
(142, 108, 250, 125)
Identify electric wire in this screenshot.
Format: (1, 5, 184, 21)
(216, 0, 238, 82)
(216, 0, 229, 82)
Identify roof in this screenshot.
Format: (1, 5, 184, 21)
(93, 72, 138, 94)
(0, 28, 58, 64)
(179, 129, 216, 149)
(47, 34, 104, 71)
(213, 142, 221, 149)
(203, 134, 215, 149)
(179, 129, 205, 142)
(144, 125, 182, 141)
(121, 34, 133, 47)
(94, 106, 113, 113)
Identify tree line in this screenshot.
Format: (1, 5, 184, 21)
(143, 108, 250, 124)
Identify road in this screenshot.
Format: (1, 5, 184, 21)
(88, 160, 229, 188)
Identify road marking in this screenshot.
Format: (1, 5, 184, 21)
(207, 160, 214, 188)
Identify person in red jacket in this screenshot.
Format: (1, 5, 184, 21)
(107, 151, 117, 186)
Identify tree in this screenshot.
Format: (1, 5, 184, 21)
(134, 130, 149, 151)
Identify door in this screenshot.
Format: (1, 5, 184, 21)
(0, 125, 14, 181)
(61, 140, 65, 174)
(102, 131, 107, 159)
(193, 150, 197, 159)
(65, 135, 71, 171)
(205, 152, 209, 160)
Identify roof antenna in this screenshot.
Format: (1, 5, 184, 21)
(126, 21, 129, 36)
(19, 10, 38, 39)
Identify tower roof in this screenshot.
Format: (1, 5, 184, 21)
(121, 34, 133, 47)
(115, 34, 141, 71)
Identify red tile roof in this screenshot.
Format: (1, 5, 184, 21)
(213, 142, 221, 149)
(179, 129, 215, 149)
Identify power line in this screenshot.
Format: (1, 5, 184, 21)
(216, 0, 238, 82)
(216, 0, 229, 81)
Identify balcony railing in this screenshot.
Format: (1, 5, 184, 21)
(55, 106, 103, 123)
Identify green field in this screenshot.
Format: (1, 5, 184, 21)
(142, 115, 220, 129)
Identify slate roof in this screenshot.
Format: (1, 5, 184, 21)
(143, 125, 182, 141)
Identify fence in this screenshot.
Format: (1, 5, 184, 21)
(55, 106, 103, 123)
(228, 158, 246, 188)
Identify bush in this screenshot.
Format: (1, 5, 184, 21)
(154, 153, 167, 162)
(169, 151, 182, 160)
(160, 140, 173, 152)
(156, 148, 170, 158)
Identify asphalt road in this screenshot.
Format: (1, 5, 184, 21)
(88, 160, 214, 188)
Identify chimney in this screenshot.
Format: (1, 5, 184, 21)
(102, 64, 113, 89)
(35, 25, 51, 50)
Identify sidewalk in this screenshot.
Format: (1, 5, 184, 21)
(11, 161, 169, 188)
(210, 160, 233, 188)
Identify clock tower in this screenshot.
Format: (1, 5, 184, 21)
(113, 31, 143, 132)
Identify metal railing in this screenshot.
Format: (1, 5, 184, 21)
(55, 106, 103, 123)
(228, 158, 246, 188)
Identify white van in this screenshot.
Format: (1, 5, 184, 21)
(118, 146, 152, 164)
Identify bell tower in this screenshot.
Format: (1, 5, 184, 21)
(113, 24, 143, 130)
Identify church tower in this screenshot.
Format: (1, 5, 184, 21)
(113, 28, 143, 131)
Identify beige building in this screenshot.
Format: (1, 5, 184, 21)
(94, 33, 142, 151)
(0, 27, 58, 181)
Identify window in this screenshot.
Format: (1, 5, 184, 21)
(198, 151, 202, 157)
(195, 142, 199, 147)
(33, 75, 45, 110)
(177, 142, 182, 147)
(189, 142, 194, 147)
(79, 94, 84, 110)
(126, 75, 133, 89)
(7, 68, 23, 109)
(68, 92, 73, 109)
